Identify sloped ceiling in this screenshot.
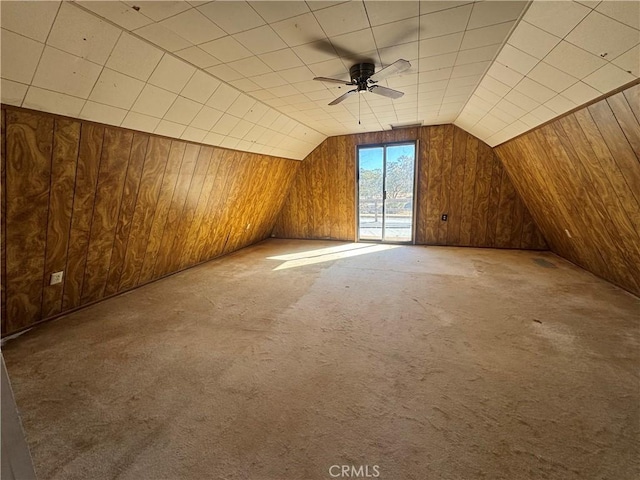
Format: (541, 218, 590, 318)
(1, 1, 638, 160)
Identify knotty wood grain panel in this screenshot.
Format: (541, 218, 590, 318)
(274, 125, 544, 250)
(41, 118, 80, 318)
(104, 133, 149, 296)
(5, 110, 53, 332)
(2, 106, 299, 335)
(63, 123, 104, 310)
(496, 83, 640, 296)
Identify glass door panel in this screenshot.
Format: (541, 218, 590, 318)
(383, 144, 415, 242)
(358, 147, 384, 241)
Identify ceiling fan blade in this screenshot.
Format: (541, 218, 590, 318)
(369, 85, 404, 100)
(369, 59, 411, 82)
(314, 77, 353, 85)
(329, 89, 357, 105)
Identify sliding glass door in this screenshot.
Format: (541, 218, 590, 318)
(357, 142, 416, 243)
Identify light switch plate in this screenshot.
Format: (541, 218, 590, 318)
(50, 271, 64, 285)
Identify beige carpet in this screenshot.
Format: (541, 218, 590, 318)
(3, 239, 639, 480)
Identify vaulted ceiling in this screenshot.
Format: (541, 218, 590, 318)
(1, 1, 639, 160)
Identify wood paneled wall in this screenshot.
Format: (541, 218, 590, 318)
(1, 106, 299, 335)
(274, 125, 547, 250)
(496, 83, 640, 296)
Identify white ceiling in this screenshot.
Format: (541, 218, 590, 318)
(1, 1, 638, 160)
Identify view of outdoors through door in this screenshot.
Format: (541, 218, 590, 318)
(358, 142, 416, 243)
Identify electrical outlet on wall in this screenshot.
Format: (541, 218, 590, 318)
(50, 271, 64, 285)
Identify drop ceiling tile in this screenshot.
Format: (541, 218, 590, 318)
(293, 41, 339, 65)
(203, 131, 225, 146)
(190, 106, 224, 130)
(447, 75, 481, 88)
(544, 94, 577, 115)
(313, 2, 369, 37)
(149, 55, 196, 93)
(205, 64, 244, 82)
(181, 126, 208, 143)
(278, 66, 316, 83)
(1, 29, 44, 84)
(248, 1, 310, 22)
(504, 89, 540, 111)
(481, 76, 511, 97)
(197, 1, 265, 34)
(89, 68, 144, 109)
(155, 119, 186, 138)
(494, 98, 527, 119)
(271, 13, 325, 47)
(228, 56, 272, 77)
(561, 81, 600, 105)
(419, 67, 452, 82)
(159, 8, 226, 45)
(221, 136, 240, 149)
(1, 0, 60, 42)
(76, 1, 153, 31)
(524, 1, 591, 37)
(530, 104, 556, 123)
(494, 44, 537, 76)
(252, 89, 277, 101)
(121, 111, 160, 132)
(32, 46, 102, 98)
(474, 86, 503, 105)
(181, 70, 221, 103)
(332, 28, 378, 56)
(596, 0, 640, 30)
(132, 84, 177, 118)
(514, 77, 556, 103)
(174, 46, 220, 69)
(305, 89, 336, 101)
(460, 21, 515, 50)
(211, 114, 241, 135)
(467, 1, 527, 29)
(364, 1, 419, 26)
(244, 103, 269, 123)
(23, 86, 86, 117)
(575, 1, 602, 8)
(228, 119, 254, 139)
(1, 79, 28, 106)
(378, 43, 418, 65)
(229, 77, 261, 92)
(419, 53, 457, 72)
(200, 36, 253, 63)
(250, 72, 287, 89)
(486, 62, 524, 87)
(227, 94, 256, 117)
(134, 23, 192, 52)
(455, 44, 501, 65)
(123, 1, 190, 21)
(234, 25, 288, 55)
(106, 32, 163, 81)
(418, 32, 463, 57)
(420, 4, 472, 39)
(372, 18, 419, 49)
(308, 58, 348, 78)
(206, 84, 241, 111)
(527, 62, 579, 93)
(79, 101, 127, 125)
(518, 112, 541, 129)
(612, 45, 640, 77)
(583, 63, 637, 94)
(292, 80, 327, 93)
(543, 41, 607, 79)
(259, 48, 304, 71)
(507, 21, 561, 59)
(565, 11, 639, 60)
(451, 61, 490, 78)
(47, 3, 120, 65)
(164, 96, 203, 125)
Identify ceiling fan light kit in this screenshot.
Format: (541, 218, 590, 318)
(313, 59, 412, 106)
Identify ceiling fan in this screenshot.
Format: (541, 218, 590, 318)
(313, 59, 411, 106)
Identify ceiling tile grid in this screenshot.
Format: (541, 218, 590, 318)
(2, 1, 639, 157)
(455, 0, 640, 146)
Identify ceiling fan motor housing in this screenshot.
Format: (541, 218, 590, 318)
(350, 63, 376, 91)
